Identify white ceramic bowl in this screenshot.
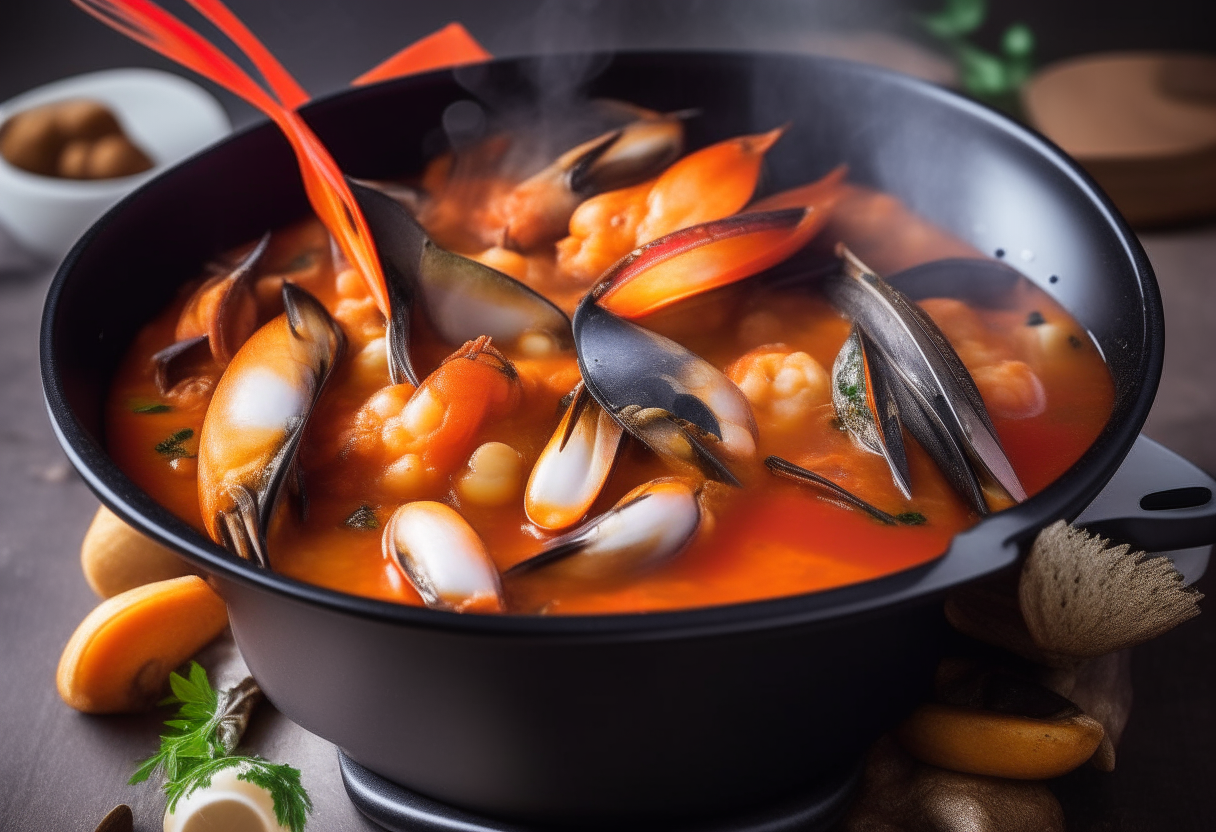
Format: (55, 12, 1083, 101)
(0, 68, 230, 260)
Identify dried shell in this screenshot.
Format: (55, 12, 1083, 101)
(1020, 521, 1203, 663)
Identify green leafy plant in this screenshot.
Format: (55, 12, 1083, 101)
(132, 662, 312, 832)
(165, 757, 312, 831)
(130, 662, 225, 784)
(921, 0, 1035, 110)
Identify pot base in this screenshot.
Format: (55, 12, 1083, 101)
(338, 750, 863, 832)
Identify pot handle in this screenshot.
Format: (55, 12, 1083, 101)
(1074, 435, 1216, 572)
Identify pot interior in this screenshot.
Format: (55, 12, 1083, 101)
(44, 50, 1160, 627)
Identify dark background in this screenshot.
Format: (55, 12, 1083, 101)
(2, 2, 1215, 830)
(5, 1, 1216, 127)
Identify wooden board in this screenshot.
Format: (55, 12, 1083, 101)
(1023, 52, 1216, 228)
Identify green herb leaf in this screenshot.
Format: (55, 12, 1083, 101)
(955, 41, 1009, 96)
(129, 662, 223, 785)
(921, 0, 1036, 105)
(155, 428, 195, 459)
(133, 402, 172, 414)
(922, 0, 987, 39)
(343, 505, 379, 531)
(131, 663, 313, 832)
(896, 512, 928, 526)
(285, 251, 318, 273)
(165, 756, 313, 832)
(1001, 22, 1035, 59)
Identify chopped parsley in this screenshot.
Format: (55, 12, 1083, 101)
(896, 512, 928, 526)
(131, 663, 312, 832)
(1026, 310, 1045, 326)
(155, 428, 195, 459)
(343, 505, 379, 531)
(837, 380, 860, 401)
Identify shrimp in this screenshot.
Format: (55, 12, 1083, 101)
(556, 128, 785, 284)
(353, 337, 523, 500)
(727, 346, 832, 432)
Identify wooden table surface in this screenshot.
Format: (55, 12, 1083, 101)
(2, 4, 1215, 831)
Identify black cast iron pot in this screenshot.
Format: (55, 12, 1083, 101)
(41, 52, 1216, 829)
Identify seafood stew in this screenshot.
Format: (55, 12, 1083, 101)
(47, 46, 1169, 823)
(104, 106, 1115, 616)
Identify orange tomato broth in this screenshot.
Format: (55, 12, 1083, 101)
(105, 183, 1114, 615)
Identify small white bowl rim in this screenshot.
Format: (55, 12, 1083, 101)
(0, 67, 230, 194)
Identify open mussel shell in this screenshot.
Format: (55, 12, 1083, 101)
(348, 181, 573, 385)
(572, 296, 754, 486)
(565, 112, 685, 197)
(382, 502, 504, 613)
(151, 231, 271, 393)
(200, 283, 345, 567)
(823, 247, 1027, 510)
(507, 478, 701, 581)
(832, 324, 912, 499)
(497, 107, 687, 251)
(525, 383, 626, 531)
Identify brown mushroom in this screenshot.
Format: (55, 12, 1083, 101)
(896, 663, 1103, 779)
(1019, 521, 1203, 664)
(1039, 649, 1134, 771)
(845, 736, 1066, 832)
(81, 505, 195, 598)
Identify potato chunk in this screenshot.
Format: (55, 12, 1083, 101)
(57, 575, 228, 713)
(81, 505, 194, 598)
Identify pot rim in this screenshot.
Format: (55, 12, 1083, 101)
(40, 49, 1162, 641)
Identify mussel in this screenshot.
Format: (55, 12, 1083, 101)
(508, 478, 702, 581)
(525, 383, 626, 531)
(348, 181, 573, 386)
(382, 502, 505, 613)
(573, 298, 756, 486)
(822, 247, 1028, 514)
(831, 324, 912, 499)
(151, 232, 270, 393)
(494, 108, 688, 251)
(197, 283, 345, 567)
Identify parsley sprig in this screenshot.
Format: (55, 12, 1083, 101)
(130, 662, 224, 783)
(131, 662, 312, 832)
(154, 428, 195, 459)
(166, 757, 312, 829)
